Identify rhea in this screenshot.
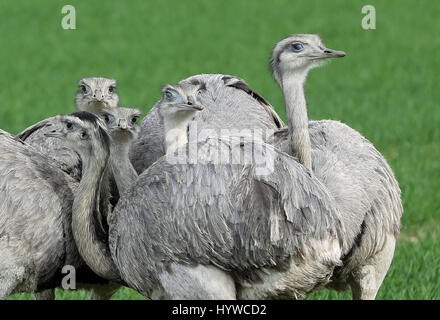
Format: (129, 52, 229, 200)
(0, 128, 115, 299)
(130, 74, 284, 173)
(269, 34, 403, 299)
(0, 106, 143, 299)
(46, 94, 345, 299)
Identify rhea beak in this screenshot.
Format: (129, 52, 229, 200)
(180, 96, 205, 111)
(44, 128, 65, 138)
(118, 119, 128, 130)
(93, 89, 104, 102)
(183, 104, 204, 111)
(179, 102, 205, 111)
(190, 104, 204, 111)
(320, 47, 346, 59)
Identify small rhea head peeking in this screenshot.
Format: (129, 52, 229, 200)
(270, 34, 346, 83)
(158, 82, 205, 118)
(75, 77, 119, 113)
(100, 107, 142, 140)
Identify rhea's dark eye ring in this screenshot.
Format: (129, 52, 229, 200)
(81, 131, 88, 139)
(108, 86, 114, 93)
(80, 85, 87, 93)
(131, 117, 138, 124)
(66, 122, 73, 129)
(103, 115, 110, 123)
(291, 43, 304, 51)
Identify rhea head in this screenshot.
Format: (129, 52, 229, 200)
(158, 82, 205, 120)
(270, 34, 346, 85)
(44, 112, 110, 162)
(99, 107, 142, 143)
(75, 77, 119, 114)
(158, 81, 206, 153)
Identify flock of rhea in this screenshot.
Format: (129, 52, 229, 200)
(0, 34, 402, 300)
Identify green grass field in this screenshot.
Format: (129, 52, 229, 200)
(1, 0, 439, 300)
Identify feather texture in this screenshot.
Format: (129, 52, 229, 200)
(130, 74, 284, 173)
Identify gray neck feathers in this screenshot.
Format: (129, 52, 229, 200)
(281, 71, 313, 172)
(110, 140, 138, 196)
(72, 141, 121, 282)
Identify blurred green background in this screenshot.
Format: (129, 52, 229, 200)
(1, 0, 438, 300)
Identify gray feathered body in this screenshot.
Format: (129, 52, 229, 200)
(111, 137, 343, 299)
(16, 118, 118, 208)
(0, 131, 107, 298)
(16, 118, 83, 179)
(273, 120, 403, 286)
(130, 74, 284, 173)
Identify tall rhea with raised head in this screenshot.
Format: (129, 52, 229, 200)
(270, 34, 345, 171)
(270, 34, 403, 299)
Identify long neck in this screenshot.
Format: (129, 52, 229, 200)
(72, 142, 121, 282)
(110, 139, 138, 196)
(163, 115, 191, 154)
(280, 71, 312, 171)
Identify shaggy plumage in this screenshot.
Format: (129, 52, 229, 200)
(5, 77, 123, 300)
(130, 73, 284, 173)
(50, 109, 345, 300)
(0, 129, 113, 299)
(112, 137, 344, 299)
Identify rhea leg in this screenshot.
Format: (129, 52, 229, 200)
(350, 235, 396, 300)
(158, 264, 236, 300)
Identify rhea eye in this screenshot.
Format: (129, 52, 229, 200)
(131, 116, 138, 124)
(291, 43, 304, 51)
(80, 85, 87, 93)
(66, 122, 73, 129)
(102, 114, 114, 124)
(108, 86, 114, 93)
(81, 131, 88, 139)
(197, 90, 203, 97)
(165, 91, 174, 99)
